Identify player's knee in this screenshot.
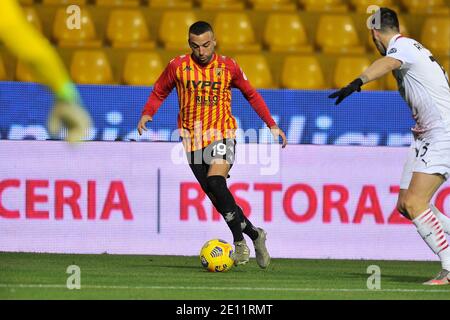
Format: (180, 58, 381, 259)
(396, 201, 405, 214)
(198, 181, 209, 194)
(396, 202, 411, 220)
(206, 175, 236, 215)
(402, 193, 428, 219)
(396, 197, 409, 218)
(206, 175, 227, 195)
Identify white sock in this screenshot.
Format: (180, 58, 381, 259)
(430, 204, 450, 235)
(413, 208, 450, 271)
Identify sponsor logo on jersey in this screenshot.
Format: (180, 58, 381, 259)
(388, 48, 397, 54)
(186, 80, 222, 90)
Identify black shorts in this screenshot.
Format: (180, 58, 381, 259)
(186, 139, 236, 182)
(186, 139, 236, 166)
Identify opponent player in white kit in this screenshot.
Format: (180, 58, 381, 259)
(329, 7, 450, 285)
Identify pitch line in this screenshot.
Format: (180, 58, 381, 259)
(0, 284, 449, 293)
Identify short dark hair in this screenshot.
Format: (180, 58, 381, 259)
(189, 21, 213, 35)
(372, 7, 399, 33)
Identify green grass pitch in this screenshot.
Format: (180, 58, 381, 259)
(0, 252, 449, 300)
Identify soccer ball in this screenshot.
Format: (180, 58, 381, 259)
(199, 239, 235, 272)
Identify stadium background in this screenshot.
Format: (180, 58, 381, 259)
(0, 0, 449, 144)
(0, 0, 449, 262)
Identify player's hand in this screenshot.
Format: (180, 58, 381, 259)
(48, 101, 92, 143)
(270, 125, 287, 148)
(137, 115, 153, 135)
(328, 78, 363, 105)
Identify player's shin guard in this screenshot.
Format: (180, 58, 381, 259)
(413, 208, 450, 270)
(236, 205, 259, 241)
(207, 175, 244, 242)
(430, 204, 450, 236)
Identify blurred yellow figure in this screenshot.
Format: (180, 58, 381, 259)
(0, 0, 92, 142)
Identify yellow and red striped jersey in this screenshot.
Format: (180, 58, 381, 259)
(142, 53, 276, 152)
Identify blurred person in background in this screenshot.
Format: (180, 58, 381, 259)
(0, 0, 92, 142)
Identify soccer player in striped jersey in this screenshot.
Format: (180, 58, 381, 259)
(329, 8, 450, 285)
(137, 21, 287, 268)
(0, 0, 91, 142)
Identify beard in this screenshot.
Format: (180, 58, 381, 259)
(372, 36, 387, 56)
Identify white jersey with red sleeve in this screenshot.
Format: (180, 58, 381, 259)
(386, 34, 450, 138)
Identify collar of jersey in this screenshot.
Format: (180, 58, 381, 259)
(388, 33, 403, 48)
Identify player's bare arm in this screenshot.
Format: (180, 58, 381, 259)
(359, 57, 402, 84)
(329, 57, 402, 105)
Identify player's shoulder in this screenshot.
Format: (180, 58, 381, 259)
(217, 54, 239, 71)
(391, 36, 416, 49)
(387, 36, 417, 54)
(216, 54, 234, 62)
(168, 55, 189, 68)
(398, 36, 417, 45)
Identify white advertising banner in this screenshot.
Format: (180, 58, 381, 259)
(1, 141, 449, 261)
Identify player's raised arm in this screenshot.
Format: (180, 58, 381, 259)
(328, 57, 401, 105)
(359, 57, 402, 84)
(138, 60, 177, 135)
(231, 61, 287, 148)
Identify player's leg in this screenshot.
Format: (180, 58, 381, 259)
(404, 173, 444, 219)
(204, 139, 246, 244)
(187, 161, 211, 198)
(189, 160, 243, 238)
(430, 204, 450, 236)
(235, 205, 259, 240)
(403, 172, 450, 285)
(187, 150, 260, 241)
(397, 139, 450, 228)
(396, 189, 411, 219)
(205, 139, 270, 268)
(398, 189, 450, 235)
(204, 139, 259, 240)
(186, 147, 227, 216)
(186, 148, 252, 264)
(417, 139, 450, 237)
(207, 162, 254, 240)
(200, 163, 270, 268)
(234, 205, 270, 268)
(396, 142, 415, 220)
(206, 159, 250, 265)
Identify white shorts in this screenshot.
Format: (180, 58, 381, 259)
(399, 137, 450, 190)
